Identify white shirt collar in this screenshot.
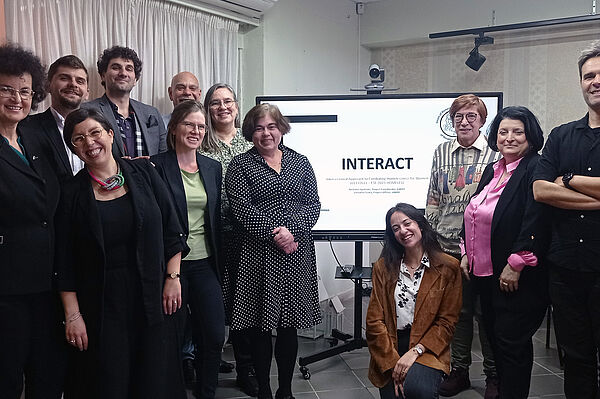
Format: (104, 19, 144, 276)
(451, 132, 487, 154)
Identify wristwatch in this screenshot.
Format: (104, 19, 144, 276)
(166, 272, 181, 280)
(562, 172, 574, 189)
(412, 345, 424, 356)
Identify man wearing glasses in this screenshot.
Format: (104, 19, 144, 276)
(426, 94, 500, 399)
(82, 45, 166, 158)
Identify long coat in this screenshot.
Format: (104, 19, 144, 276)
(225, 145, 321, 331)
(366, 252, 462, 388)
(0, 127, 60, 295)
(151, 149, 223, 278)
(55, 158, 188, 398)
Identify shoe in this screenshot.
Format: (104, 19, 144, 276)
(438, 367, 470, 396)
(182, 359, 195, 389)
(236, 370, 260, 397)
(484, 375, 499, 399)
(219, 359, 235, 373)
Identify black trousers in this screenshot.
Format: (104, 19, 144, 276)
(0, 291, 67, 399)
(180, 258, 225, 399)
(247, 327, 298, 398)
(549, 266, 600, 399)
(472, 269, 548, 399)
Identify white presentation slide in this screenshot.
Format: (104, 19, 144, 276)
(259, 94, 501, 238)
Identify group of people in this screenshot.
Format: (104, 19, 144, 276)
(366, 40, 600, 399)
(1, 36, 599, 399)
(0, 42, 321, 399)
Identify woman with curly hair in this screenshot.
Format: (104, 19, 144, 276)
(0, 43, 66, 398)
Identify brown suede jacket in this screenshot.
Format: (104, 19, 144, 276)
(366, 251, 462, 388)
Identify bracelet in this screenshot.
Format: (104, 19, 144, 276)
(63, 311, 82, 325)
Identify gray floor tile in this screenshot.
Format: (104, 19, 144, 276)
(316, 387, 375, 399)
(308, 370, 364, 391)
(528, 374, 565, 397)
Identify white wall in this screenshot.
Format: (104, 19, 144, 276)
(360, 0, 595, 47)
(239, 0, 374, 299)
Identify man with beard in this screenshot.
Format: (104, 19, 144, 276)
(20, 55, 89, 181)
(163, 71, 202, 126)
(82, 45, 166, 158)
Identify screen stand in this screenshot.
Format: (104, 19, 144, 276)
(298, 241, 369, 380)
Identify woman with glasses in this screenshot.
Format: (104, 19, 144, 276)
(200, 83, 258, 396)
(151, 101, 223, 399)
(225, 103, 321, 399)
(0, 43, 66, 399)
(55, 108, 188, 399)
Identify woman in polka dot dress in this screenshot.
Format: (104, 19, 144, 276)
(225, 103, 321, 399)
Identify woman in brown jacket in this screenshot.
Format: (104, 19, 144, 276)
(366, 203, 462, 399)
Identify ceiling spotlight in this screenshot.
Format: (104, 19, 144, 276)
(466, 48, 486, 71)
(465, 33, 494, 71)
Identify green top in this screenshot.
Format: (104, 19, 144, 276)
(180, 168, 211, 260)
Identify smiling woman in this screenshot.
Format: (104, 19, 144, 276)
(151, 101, 225, 399)
(225, 103, 321, 399)
(0, 43, 67, 399)
(56, 108, 188, 399)
(366, 203, 461, 399)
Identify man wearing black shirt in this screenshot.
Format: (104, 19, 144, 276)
(533, 40, 600, 399)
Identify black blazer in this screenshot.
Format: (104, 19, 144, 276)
(81, 95, 167, 157)
(151, 150, 223, 279)
(19, 108, 73, 182)
(0, 127, 60, 295)
(469, 153, 548, 292)
(55, 158, 188, 334)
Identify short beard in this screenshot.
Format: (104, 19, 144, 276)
(58, 95, 83, 111)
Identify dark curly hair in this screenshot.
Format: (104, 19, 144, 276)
(0, 43, 47, 110)
(486, 106, 544, 154)
(96, 45, 142, 86)
(380, 203, 442, 274)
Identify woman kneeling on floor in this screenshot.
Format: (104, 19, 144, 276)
(366, 203, 462, 399)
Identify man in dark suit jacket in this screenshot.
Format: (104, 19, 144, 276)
(81, 45, 166, 158)
(20, 55, 89, 182)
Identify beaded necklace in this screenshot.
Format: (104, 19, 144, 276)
(88, 165, 125, 191)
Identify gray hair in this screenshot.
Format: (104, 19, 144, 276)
(578, 40, 600, 78)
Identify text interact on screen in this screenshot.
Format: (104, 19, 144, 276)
(258, 94, 502, 240)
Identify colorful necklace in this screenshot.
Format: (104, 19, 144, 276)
(88, 165, 125, 191)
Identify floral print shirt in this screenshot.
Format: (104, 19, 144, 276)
(199, 129, 253, 231)
(394, 254, 430, 330)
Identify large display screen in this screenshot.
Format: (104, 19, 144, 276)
(257, 93, 502, 240)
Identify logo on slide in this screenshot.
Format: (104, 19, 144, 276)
(436, 108, 455, 140)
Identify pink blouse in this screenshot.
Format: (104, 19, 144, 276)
(462, 158, 538, 276)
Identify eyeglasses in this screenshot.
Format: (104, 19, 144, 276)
(0, 85, 35, 100)
(180, 122, 206, 132)
(253, 123, 279, 134)
(71, 129, 105, 147)
(209, 99, 235, 109)
(453, 112, 479, 124)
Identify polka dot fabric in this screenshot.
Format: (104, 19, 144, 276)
(225, 145, 322, 331)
